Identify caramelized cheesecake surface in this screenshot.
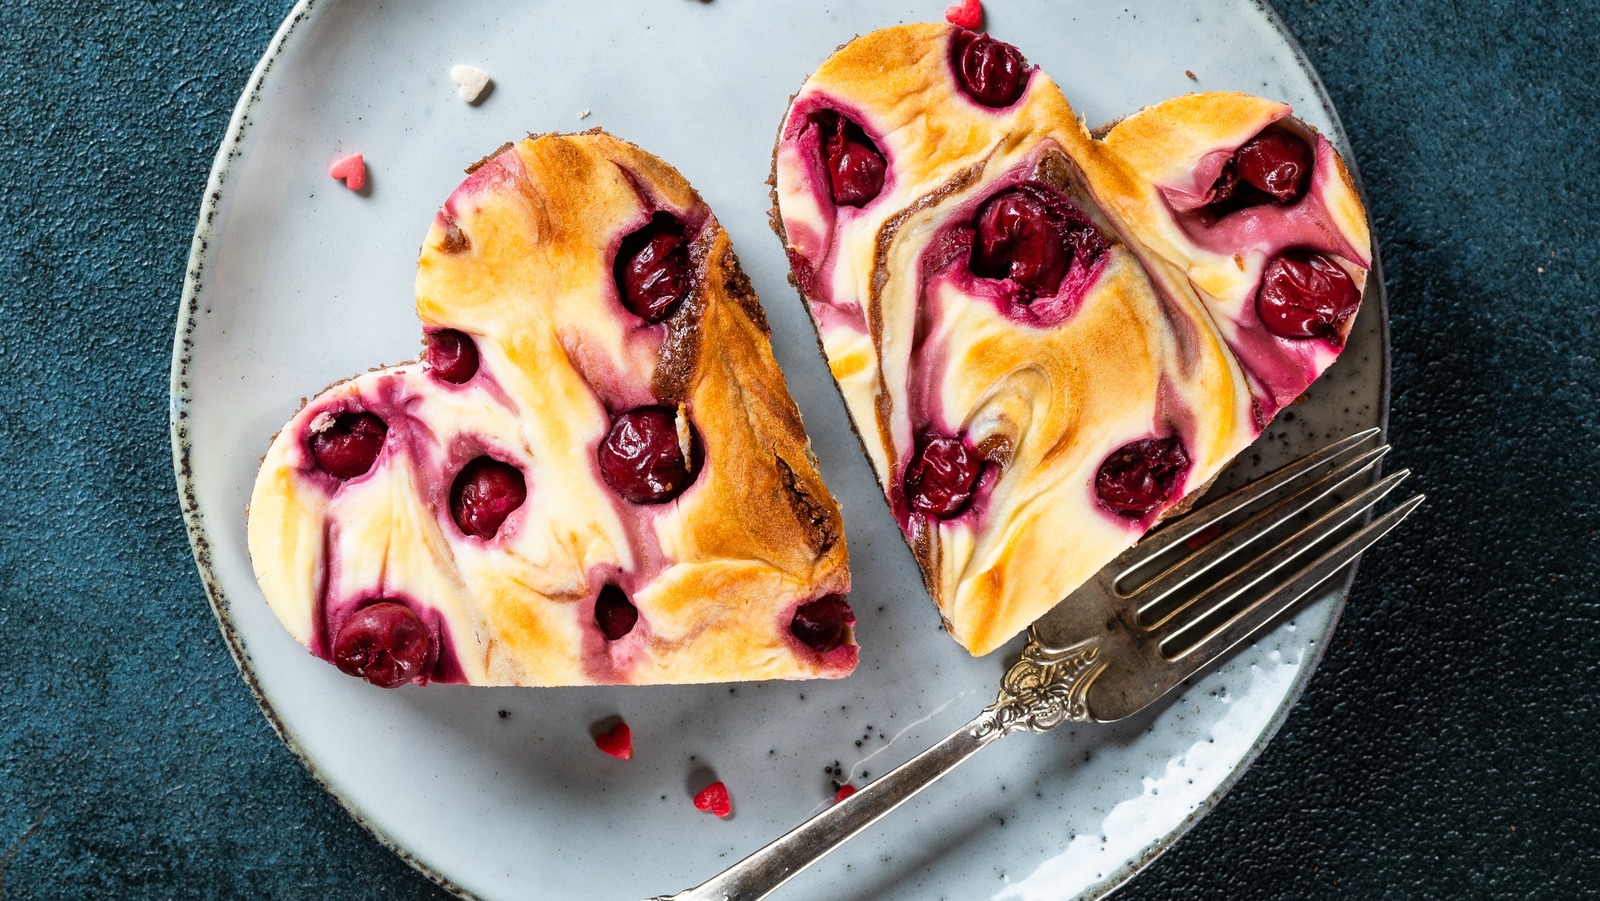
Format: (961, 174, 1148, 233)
(250, 132, 854, 687)
(773, 24, 1370, 655)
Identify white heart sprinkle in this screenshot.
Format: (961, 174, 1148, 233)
(449, 64, 491, 103)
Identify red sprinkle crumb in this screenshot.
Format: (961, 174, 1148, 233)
(833, 784, 857, 804)
(693, 781, 732, 818)
(944, 0, 982, 30)
(1183, 523, 1224, 551)
(329, 153, 366, 191)
(594, 722, 633, 759)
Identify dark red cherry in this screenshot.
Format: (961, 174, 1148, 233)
(332, 601, 434, 688)
(813, 110, 886, 208)
(972, 190, 1071, 296)
(827, 138, 886, 206)
(1234, 128, 1313, 203)
(426, 329, 479, 384)
(309, 411, 387, 479)
(1207, 127, 1313, 215)
(1255, 251, 1360, 341)
(598, 406, 701, 504)
(905, 435, 985, 518)
(1208, 164, 1242, 209)
(1065, 215, 1110, 269)
(594, 585, 639, 641)
(449, 456, 526, 540)
(615, 214, 690, 323)
(1095, 436, 1190, 518)
(952, 31, 1030, 108)
(790, 595, 856, 653)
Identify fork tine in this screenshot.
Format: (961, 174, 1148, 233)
(1125, 427, 1382, 563)
(1129, 443, 1391, 616)
(1158, 489, 1423, 664)
(1155, 469, 1412, 652)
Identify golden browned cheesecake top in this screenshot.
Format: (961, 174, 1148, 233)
(249, 132, 854, 687)
(773, 24, 1370, 655)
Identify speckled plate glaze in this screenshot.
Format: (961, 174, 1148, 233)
(170, 2, 1387, 900)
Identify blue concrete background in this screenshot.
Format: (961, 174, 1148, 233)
(1, 0, 1596, 897)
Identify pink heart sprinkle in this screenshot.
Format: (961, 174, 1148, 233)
(944, 0, 982, 30)
(833, 784, 857, 804)
(594, 722, 633, 760)
(693, 781, 732, 818)
(329, 153, 366, 191)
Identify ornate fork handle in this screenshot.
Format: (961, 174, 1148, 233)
(653, 640, 1105, 901)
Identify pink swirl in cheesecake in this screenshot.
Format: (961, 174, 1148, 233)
(1153, 119, 1371, 420)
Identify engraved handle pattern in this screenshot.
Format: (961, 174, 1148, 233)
(650, 637, 1106, 901)
(972, 638, 1105, 740)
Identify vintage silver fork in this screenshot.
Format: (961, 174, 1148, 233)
(652, 429, 1421, 901)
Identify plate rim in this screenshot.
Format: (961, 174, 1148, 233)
(168, 2, 477, 897)
(167, 2, 1391, 898)
(1075, 2, 1394, 893)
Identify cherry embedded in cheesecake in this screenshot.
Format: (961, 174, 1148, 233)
(812, 110, 886, 208)
(425, 329, 480, 384)
(790, 594, 856, 653)
(972, 189, 1069, 297)
(332, 601, 434, 688)
(309, 411, 387, 480)
(1095, 436, 1190, 518)
(1235, 128, 1312, 202)
(951, 31, 1029, 108)
(905, 434, 985, 518)
(449, 456, 527, 539)
(615, 213, 691, 323)
(1206, 126, 1313, 216)
(1255, 250, 1361, 341)
(969, 186, 1109, 302)
(595, 584, 640, 640)
(598, 406, 701, 504)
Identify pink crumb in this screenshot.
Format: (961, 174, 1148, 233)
(833, 784, 857, 803)
(944, 0, 982, 30)
(1183, 523, 1223, 551)
(329, 153, 366, 191)
(594, 722, 633, 759)
(693, 781, 732, 818)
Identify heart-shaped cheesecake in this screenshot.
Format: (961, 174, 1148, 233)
(249, 131, 854, 687)
(1098, 91, 1371, 406)
(771, 24, 1370, 655)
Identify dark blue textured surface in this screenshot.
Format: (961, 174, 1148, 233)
(1, 0, 1596, 898)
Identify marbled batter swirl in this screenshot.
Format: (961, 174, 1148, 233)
(772, 24, 1370, 655)
(250, 132, 854, 687)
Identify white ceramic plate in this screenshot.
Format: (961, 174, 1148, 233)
(171, 2, 1387, 899)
